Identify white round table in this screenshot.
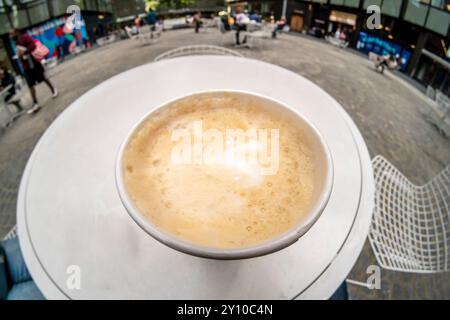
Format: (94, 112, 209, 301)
(17, 56, 374, 299)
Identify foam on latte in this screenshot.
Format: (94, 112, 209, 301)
(122, 92, 315, 249)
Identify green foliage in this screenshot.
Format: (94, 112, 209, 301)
(147, 0, 197, 10)
(168, 0, 197, 9)
(146, 0, 160, 11)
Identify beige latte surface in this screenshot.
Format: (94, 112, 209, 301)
(123, 92, 315, 249)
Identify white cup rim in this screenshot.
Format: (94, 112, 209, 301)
(115, 90, 334, 260)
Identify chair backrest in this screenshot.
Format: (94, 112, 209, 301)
(14, 76, 25, 91)
(436, 91, 450, 114)
(155, 23, 163, 33)
(368, 52, 378, 62)
(246, 23, 261, 33)
(369, 155, 450, 273)
(426, 86, 436, 100)
(154, 45, 243, 62)
(217, 20, 227, 34)
(2, 225, 17, 241)
(140, 25, 152, 34)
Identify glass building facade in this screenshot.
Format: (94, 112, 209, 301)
(232, 0, 449, 93)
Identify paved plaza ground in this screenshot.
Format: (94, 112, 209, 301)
(0, 28, 449, 299)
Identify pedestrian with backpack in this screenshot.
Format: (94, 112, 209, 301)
(10, 28, 58, 114)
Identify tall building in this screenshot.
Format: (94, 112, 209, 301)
(227, 0, 450, 94)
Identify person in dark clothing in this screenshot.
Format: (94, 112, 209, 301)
(10, 28, 58, 114)
(193, 12, 202, 33)
(0, 66, 22, 112)
(272, 16, 286, 38)
(0, 65, 22, 112)
(221, 15, 231, 31)
(0, 66, 16, 101)
(147, 9, 157, 30)
(249, 11, 261, 23)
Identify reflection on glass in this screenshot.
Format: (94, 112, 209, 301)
(0, 13, 11, 33)
(404, 0, 428, 26)
(345, 0, 360, 8)
(423, 0, 445, 9)
(98, 0, 111, 12)
(28, 2, 50, 25)
(0, 39, 13, 72)
(51, 0, 85, 16)
(0, 12, 11, 34)
(425, 7, 450, 35)
(381, 0, 402, 17)
(9, 8, 29, 29)
(331, 0, 345, 5)
(364, 0, 382, 9)
(85, 0, 98, 11)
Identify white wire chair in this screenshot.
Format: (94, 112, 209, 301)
(244, 23, 276, 49)
(216, 19, 235, 46)
(137, 24, 163, 45)
(369, 155, 450, 273)
(154, 44, 243, 62)
(2, 225, 17, 241)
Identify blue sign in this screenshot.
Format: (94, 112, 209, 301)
(357, 32, 411, 72)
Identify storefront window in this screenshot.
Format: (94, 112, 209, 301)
(85, 0, 99, 11)
(330, 10, 357, 25)
(381, 0, 402, 17)
(0, 11, 11, 34)
(344, 0, 360, 8)
(311, 0, 328, 4)
(425, 7, 450, 36)
(0, 38, 14, 72)
(28, 1, 50, 25)
(330, 0, 345, 5)
(51, 0, 85, 16)
(98, 0, 112, 12)
(404, 0, 428, 26)
(9, 6, 30, 29)
(363, 0, 382, 9)
(422, 0, 445, 9)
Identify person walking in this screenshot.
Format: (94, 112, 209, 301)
(193, 12, 202, 33)
(147, 9, 157, 31)
(10, 29, 58, 114)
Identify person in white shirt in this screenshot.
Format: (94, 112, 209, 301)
(233, 6, 249, 45)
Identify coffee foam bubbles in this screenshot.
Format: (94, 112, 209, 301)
(123, 92, 314, 248)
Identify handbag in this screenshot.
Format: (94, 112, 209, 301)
(31, 40, 49, 61)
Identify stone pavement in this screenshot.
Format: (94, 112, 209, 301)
(0, 28, 449, 299)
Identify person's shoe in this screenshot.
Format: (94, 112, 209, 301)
(27, 103, 41, 114)
(52, 88, 58, 99)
